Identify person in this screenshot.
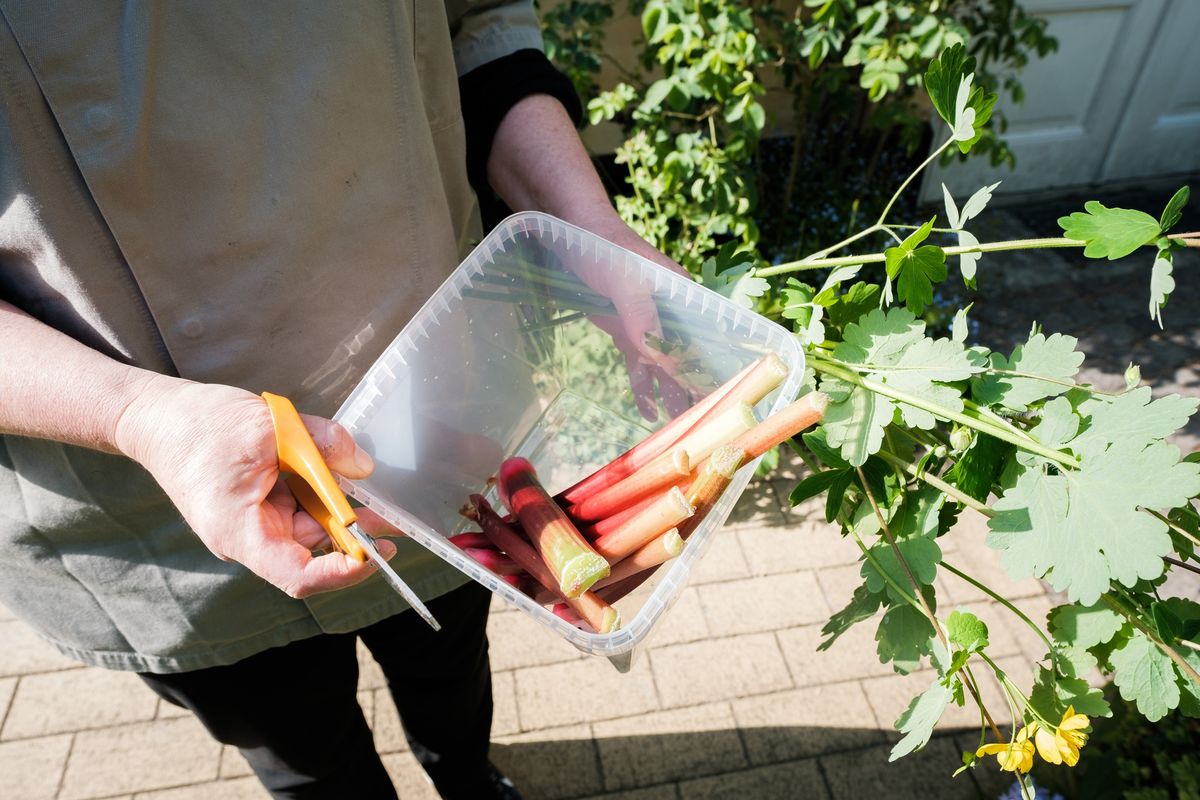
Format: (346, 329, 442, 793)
(0, 3, 686, 798)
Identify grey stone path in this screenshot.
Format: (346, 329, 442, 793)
(1, 191, 1196, 800)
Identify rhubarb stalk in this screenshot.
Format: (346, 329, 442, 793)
(448, 531, 494, 550)
(594, 528, 683, 589)
(729, 391, 830, 459)
(497, 457, 609, 597)
(677, 444, 746, 540)
(592, 487, 694, 561)
(569, 449, 690, 522)
(467, 495, 620, 633)
(556, 353, 787, 504)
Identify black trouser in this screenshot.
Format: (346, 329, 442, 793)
(139, 582, 494, 800)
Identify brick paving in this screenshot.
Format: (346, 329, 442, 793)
(0, 200, 1196, 800)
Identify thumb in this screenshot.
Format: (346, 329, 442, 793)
(300, 414, 375, 479)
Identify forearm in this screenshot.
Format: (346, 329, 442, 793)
(486, 94, 614, 225)
(0, 300, 176, 454)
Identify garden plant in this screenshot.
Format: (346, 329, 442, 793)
(542, 3, 1200, 797)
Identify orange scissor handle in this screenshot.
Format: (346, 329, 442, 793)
(261, 392, 367, 562)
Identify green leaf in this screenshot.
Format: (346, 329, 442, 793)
(971, 332, 1084, 411)
(640, 78, 673, 113)
(789, 470, 847, 507)
(1149, 249, 1174, 328)
(1070, 388, 1198, 460)
(803, 429, 850, 470)
(1058, 201, 1161, 260)
(1109, 628, 1180, 722)
(825, 282, 882, 330)
(949, 74, 977, 143)
(819, 583, 882, 650)
(1152, 601, 1183, 642)
(989, 426, 1200, 604)
(1049, 602, 1125, 649)
(951, 304, 971, 344)
(884, 220, 947, 315)
(877, 604, 934, 674)
(947, 610, 989, 652)
(1159, 185, 1190, 232)
(890, 680, 953, 761)
(820, 384, 895, 468)
(862, 536, 941, 604)
(923, 44, 973, 129)
(1029, 665, 1111, 719)
(944, 432, 1011, 503)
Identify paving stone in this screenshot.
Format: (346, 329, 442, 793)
(487, 611, 587, 672)
(650, 633, 792, 708)
(0, 621, 80, 676)
(733, 681, 884, 764)
(515, 657, 659, 730)
(219, 745, 254, 779)
(156, 698, 191, 719)
(737, 522, 859, 574)
(814, 564, 869, 613)
(60, 717, 221, 799)
(776, 620, 894, 686)
(579, 786, 680, 800)
(357, 689, 375, 731)
(938, 513, 1046, 603)
(0, 733, 72, 799)
(0, 677, 14, 729)
(380, 752, 440, 799)
(724, 482, 788, 529)
(356, 640, 387, 691)
(133, 777, 269, 799)
(593, 702, 745, 791)
(821, 737, 973, 800)
(954, 733, 1018, 799)
(3, 668, 158, 739)
(677, 758, 827, 799)
(493, 670, 520, 736)
(0, 601, 14, 622)
(643, 587, 709, 648)
(372, 687, 409, 754)
(492, 723, 603, 800)
(685, 534, 750, 585)
(698, 572, 829, 637)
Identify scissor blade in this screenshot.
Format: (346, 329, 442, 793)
(348, 523, 441, 631)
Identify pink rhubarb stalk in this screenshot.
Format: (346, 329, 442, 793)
(467, 495, 620, 633)
(592, 487, 693, 562)
(569, 449, 690, 522)
(497, 457, 610, 597)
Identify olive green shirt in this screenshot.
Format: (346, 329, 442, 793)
(0, 1, 543, 672)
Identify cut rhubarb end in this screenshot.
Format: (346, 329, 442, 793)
(559, 552, 611, 598)
(661, 528, 684, 557)
(600, 607, 621, 633)
(809, 390, 830, 414)
(708, 444, 748, 480)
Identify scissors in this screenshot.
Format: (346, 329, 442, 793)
(261, 392, 441, 631)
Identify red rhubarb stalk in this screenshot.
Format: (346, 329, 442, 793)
(569, 449, 690, 522)
(496, 458, 610, 597)
(592, 487, 693, 561)
(581, 492, 660, 539)
(657, 400, 757, 466)
(676, 444, 746, 540)
(448, 531, 494, 550)
(462, 547, 524, 576)
(555, 361, 755, 505)
(467, 495, 620, 633)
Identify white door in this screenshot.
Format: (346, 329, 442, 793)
(920, 0, 1199, 203)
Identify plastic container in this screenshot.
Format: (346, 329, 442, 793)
(334, 212, 805, 670)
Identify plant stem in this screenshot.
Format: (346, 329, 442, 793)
(1165, 555, 1200, 577)
(1100, 593, 1200, 687)
(856, 465, 1003, 739)
(877, 136, 954, 225)
(942, 561, 1058, 663)
(756, 236, 1083, 276)
(1146, 507, 1200, 550)
(811, 356, 1076, 468)
(876, 450, 992, 516)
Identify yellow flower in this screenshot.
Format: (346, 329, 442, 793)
(977, 727, 1035, 773)
(1029, 707, 1090, 767)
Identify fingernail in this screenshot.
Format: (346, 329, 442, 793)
(353, 447, 375, 475)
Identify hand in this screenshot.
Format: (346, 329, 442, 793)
(569, 213, 698, 421)
(115, 378, 397, 598)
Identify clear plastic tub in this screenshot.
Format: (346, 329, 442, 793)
(334, 212, 805, 670)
